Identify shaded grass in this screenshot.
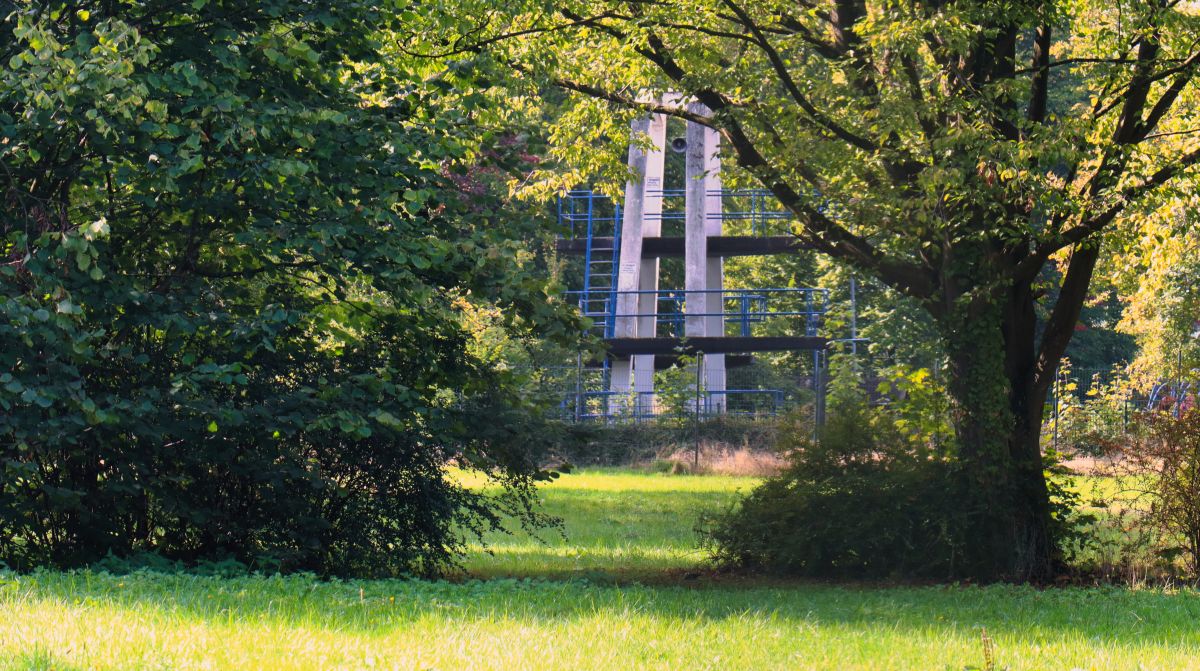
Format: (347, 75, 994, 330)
(4, 468, 1200, 670)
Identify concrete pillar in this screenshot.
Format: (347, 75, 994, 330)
(701, 124, 727, 412)
(608, 112, 653, 414)
(632, 108, 667, 416)
(684, 107, 709, 416)
(683, 107, 709, 341)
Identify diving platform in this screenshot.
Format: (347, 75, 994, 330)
(555, 95, 828, 422)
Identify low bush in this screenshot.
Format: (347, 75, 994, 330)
(701, 399, 967, 578)
(702, 354, 1085, 579)
(703, 355, 964, 577)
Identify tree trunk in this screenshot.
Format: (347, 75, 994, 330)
(941, 282, 1057, 582)
(1002, 281, 1058, 583)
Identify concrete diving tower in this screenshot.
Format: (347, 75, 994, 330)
(558, 96, 827, 420)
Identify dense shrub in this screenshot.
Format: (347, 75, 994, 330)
(703, 354, 1084, 579)
(0, 4, 567, 576)
(703, 360, 967, 578)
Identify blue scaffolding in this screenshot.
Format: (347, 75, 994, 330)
(556, 189, 829, 423)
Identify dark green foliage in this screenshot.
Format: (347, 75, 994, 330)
(704, 357, 966, 578)
(1062, 296, 1137, 375)
(703, 437, 968, 578)
(0, 3, 566, 575)
(704, 354, 1085, 579)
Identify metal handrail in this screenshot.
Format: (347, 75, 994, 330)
(558, 189, 808, 237)
(563, 287, 826, 338)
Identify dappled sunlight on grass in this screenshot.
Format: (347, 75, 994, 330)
(532, 469, 761, 493)
(6, 469, 1200, 669)
(460, 469, 757, 578)
(456, 467, 760, 493)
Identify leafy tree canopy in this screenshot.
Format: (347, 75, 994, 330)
(0, 1, 570, 575)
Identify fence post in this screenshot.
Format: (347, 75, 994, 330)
(694, 352, 703, 469)
(574, 353, 583, 422)
(1052, 367, 1059, 451)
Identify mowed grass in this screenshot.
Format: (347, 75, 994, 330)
(460, 468, 755, 578)
(4, 469, 1200, 670)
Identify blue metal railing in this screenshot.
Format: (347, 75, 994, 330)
(643, 189, 794, 235)
(705, 389, 787, 417)
(558, 190, 621, 238)
(559, 189, 805, 238)
(563, 287, 827, 339)
(560, 191, 624, 339)
(555, 189, 826, 423)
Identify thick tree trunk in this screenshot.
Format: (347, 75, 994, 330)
(941, 282, 1057, 582)
(1002, 282, 1057, 582)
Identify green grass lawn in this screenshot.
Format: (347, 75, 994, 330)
(4, 469, 1200, 670)
(460, 468, 755, 579)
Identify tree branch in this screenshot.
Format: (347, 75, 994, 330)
(396, 11, 622, 59)
(716, 0, 877, 152)
(1139, 51, 1200, 137)
(709, 113, 935, 300)
(1027, 23, 1052, 125)
(1017, 143, 1200, 279)
(773, 13, 841, 59)
(1034, 245, 1100, 393)
(544, 75, 719, 128)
